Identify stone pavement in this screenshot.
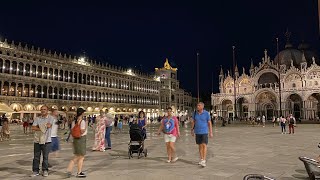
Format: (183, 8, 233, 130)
(0, 123, 319, 180)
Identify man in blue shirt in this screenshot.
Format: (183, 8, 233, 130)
(191, 102, 213, 167)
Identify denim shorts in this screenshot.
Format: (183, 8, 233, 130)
(51, 137, 60, 152)
(195, 134, 208, 145)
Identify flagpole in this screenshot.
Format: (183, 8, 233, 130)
(232, 46, 237, 120)
(276, 38, 282, 117)
(197, 52, 200, 103)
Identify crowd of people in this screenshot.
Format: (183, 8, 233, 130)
(12, 103, 306, 177)
(23, 102, 213, 178)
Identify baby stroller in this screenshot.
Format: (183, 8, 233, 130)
(128, 124, 147, 159)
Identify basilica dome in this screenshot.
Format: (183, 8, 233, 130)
(274, 41, 318, 68)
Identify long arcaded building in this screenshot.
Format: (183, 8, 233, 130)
(0, 38, 193, 119)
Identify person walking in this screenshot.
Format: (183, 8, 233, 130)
(65, 117, 73, 142)
(104, 109, 113, 150)
(280, 116, 286, 134)
(129, 115, 134, 127)
(191, 102, 213, 167)
(117, 120, 123, 133)
(49, 109, 60, 168)
(288, 114, 296, 134)
(137, 111, 147, 139)
(180, 115, 185, 128)
(157, 107, 180, 163)
(272, 116, 276, 127)
(92, 110, 106, 152)
(262, 115, 266, 127)
(31, 105, 54, 177)
(23, 116, 29, 134)
(66, 108, 87, 178)
(28, 117, 34, 134)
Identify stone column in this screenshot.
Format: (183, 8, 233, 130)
(14, 83, 18, 96)
(23, 64, 25, 76)
(21, 84, 24, 97)
(28, 85, 31, 97)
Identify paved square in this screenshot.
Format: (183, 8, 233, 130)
(0, 123, 319, 180)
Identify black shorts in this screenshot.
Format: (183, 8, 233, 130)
(195, 134, 208, 145)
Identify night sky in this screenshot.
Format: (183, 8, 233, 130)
(1, 1, 319, 96)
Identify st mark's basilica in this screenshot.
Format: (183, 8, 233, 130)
(212, 35, 320, 120)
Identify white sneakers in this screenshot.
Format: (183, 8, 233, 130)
(198, 159, 206, 167)
(166, 157, 179, 163)
(171, 157, 179, 162)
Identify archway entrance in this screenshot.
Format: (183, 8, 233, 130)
(266, 104, 274, 120)
(286, 94, 302, 118)
(221, 99, 232, 118)
(237, 97, 249, 118)
(306, 93, 320, 119)
(255, 91, 277, 119)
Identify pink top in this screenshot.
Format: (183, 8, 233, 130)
(162, 116, 179, 137)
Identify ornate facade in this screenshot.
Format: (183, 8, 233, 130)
(0, 38, 192, 120)
(212, 40, 320, 120)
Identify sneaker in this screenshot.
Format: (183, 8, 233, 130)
(198, 159, 204, 165)
(166, 160, 171, 163)
(76, 172, 86, 178)
(171, 157, 179, 163)
(30, 172, 39, 177)
(200, 160, 206, 167)
(43, 171, 48, 177)
(66, 172, 72, 178)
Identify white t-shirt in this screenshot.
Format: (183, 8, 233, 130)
(51, 118, 59, 137)
(80, 120, 87, 136)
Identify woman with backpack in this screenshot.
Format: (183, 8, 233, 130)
(66, 108, 87, 178)
(157, 107, 180, 163)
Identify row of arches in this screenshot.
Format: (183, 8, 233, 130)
(0, 59, 159, 94)
(217, 91, 320, 120)
(0, 81, 159, 105)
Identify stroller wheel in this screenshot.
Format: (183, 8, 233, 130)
(144, 149, 148, 157)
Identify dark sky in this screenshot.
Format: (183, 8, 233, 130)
(1, 1, 319, 95)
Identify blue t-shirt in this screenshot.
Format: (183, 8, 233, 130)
(193, 110, 210, 134)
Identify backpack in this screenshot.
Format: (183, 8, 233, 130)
(289, 118, 295, 124)
(163, 118, 175, 134)
(71, 120, 82, 139)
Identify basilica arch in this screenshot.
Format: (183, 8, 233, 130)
(254, 70, 279, 89)
(304, 93, 320, 119)
(284, 93, 303, 118)
(237, 97, 249, 118)
(220, 99, 233, 118)
(254, 90, 278, 120)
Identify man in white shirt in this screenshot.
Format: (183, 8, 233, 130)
(31, 105, 54, 177)
(48, 109, 60, 168)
